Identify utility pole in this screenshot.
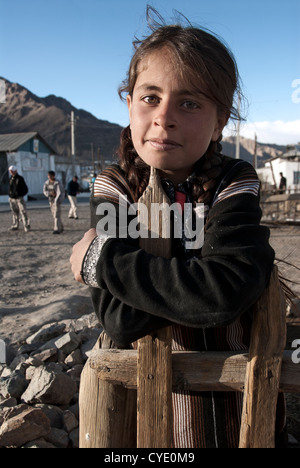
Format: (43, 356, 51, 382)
(71, 111, 76, 175)
(91, 143, 94, 173)
(253, 133, 257, 169)
(235, 93, 241, 159)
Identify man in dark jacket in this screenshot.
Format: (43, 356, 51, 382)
(8, 165, 30, 232)
(67, 175, 80, 219)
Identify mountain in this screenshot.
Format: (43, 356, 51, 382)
(221, 136, 286, 168)
(0, 77, 123, 164)
(0, 77, 286, 167)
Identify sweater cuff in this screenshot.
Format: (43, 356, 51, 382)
(81, 235, 110, 287)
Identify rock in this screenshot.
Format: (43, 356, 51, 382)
(80, 328, 101, 360)
(62, 409, 78, 433)
(23, 438, 57, 448)
(54, 332, 82, 355)
(69, 427, 79, 448)
(66, 364, 83, 384)
(68, 402, 79, 419)
(8, 354, 30, 372)
(0, 364, 6, 377)
(21, 366, 77, 405)
(35, 404, 64, 428)
(0, 406, 51, 448)
(64, 349, 83, 367)
(0, 397, 18, 409)
(65, 313, 100, 333)
(26, 322, 66, 345)
(25, 356, 43, 367)
(32, 347, 58, 363)
(0, 370, 28, 399)
(45, 427, 69, 448)
(0, 366, 12, 378)
(0, 314, 103, 448)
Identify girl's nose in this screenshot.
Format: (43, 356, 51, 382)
(153, 102, 176, 129)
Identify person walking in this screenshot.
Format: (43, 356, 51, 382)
(67, 175, 80, 219)
(8, 165, 30, 232)
(279, 172, 287, 194)
(43, 171, 64, 234)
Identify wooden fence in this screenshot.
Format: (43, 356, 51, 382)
(79, 169, 300, 449)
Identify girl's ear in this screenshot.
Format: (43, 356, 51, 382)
(126, 94, 132, 118)
(212, 112, 229, 142)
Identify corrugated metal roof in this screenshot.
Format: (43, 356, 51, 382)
(0, 132, 57, 154)
(0, 132, 38, 152)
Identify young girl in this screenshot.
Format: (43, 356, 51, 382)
(70, 10, 286, 448)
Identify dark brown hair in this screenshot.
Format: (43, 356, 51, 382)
(117, 7, 243, 204)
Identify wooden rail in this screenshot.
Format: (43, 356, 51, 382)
(87, 348, 300, 394)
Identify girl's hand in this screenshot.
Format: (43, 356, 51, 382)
(70, 228, 97, 283)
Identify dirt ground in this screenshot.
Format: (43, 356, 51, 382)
(0, 201, 299, 447)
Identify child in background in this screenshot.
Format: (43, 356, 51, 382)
(70, 7, 286, 448)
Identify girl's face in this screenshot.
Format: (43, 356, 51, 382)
(127, 48, 227, 185)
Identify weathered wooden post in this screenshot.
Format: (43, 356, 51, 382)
(239, 266, 287, 448)
(137, 167, 173, 448)
(79, 332, 137, 448)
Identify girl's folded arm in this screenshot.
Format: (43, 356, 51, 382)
(92, 193, 274, 333)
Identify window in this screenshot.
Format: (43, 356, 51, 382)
(293, 171, 300, 185)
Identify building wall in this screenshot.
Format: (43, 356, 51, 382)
(258, 159, 300, 193)
(270, 159, 300, 192)
(0, 152, 9, 197)
(6, 150, 54, 198)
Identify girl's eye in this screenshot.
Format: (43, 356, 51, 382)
(181, 100, 199, 110)
(142, 95, 160, 105)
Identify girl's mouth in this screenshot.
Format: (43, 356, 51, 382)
(147, 138, 181, 152)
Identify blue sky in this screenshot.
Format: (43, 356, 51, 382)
(0, 0, 299, 145)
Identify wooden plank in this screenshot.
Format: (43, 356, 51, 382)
(137, 167, 173, 448)
(239, 266, 287, 448)
(89, 349, 300, 393)
(79, 332, 137, 448)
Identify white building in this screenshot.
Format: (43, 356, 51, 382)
(0, 132, 82, 203)
(0, 132, 56, 203)
(257, 145, 300, 193)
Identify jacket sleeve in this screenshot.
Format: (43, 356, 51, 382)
(90, 191, 275, 347)
(43, 181, 49, 198)
(18, 176, 28, 197)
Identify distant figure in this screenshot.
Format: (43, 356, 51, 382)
(8, 165, 30, 232)
(279, 172, 287, 194)
(89, 173, 97, 192)
(43, 171, 64, 234)
(67, 175, 80, 219)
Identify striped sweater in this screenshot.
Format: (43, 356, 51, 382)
(87, 157, 285, 448)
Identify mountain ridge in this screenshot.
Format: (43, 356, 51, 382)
(0, 77, 286, 167)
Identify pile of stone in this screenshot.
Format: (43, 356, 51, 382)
(0, 313, 102, 448)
